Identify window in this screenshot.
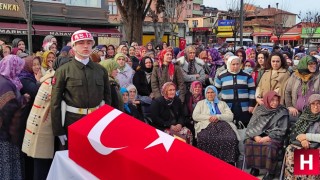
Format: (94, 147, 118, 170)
(61, 0, 101, 8)
(192, 20, 198, 27)
(108, 2, 118, 15)
(188, 4, 191, 9)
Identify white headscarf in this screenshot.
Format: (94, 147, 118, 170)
(227, 55, 241, 74)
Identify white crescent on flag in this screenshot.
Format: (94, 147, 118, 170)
(87, 109, 126, 155)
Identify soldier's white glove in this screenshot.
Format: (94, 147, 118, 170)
(58, 135, 68, 146)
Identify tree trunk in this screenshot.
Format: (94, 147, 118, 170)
(123, 11, 144, 45)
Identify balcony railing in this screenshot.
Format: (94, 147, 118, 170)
(193, 0, 203, 4)
(192, 10, 203, 16)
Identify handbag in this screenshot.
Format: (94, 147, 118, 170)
(236, 121, 247, 161)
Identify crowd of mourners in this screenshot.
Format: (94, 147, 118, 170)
(1, 31, 320, 180)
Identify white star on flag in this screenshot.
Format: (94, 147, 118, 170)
(145, 129, 175, 152)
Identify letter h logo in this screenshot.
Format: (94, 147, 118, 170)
(294, 149, 319, 175)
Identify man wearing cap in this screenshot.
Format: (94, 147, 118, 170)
(51, 30, 111, 148)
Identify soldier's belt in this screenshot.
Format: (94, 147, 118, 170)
(66, 105, 99, 115)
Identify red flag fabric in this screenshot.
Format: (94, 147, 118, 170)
(69, 105, 256, 180)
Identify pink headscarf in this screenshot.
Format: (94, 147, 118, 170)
(0, 55, 25, 90)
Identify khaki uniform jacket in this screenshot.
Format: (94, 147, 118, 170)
(256, 68, 290, 104)
(22, 69, 55, 159)
(51, 59, 111, 136)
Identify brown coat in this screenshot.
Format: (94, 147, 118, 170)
(151, 62, 186, 103)
(257, 68, 290, 104)
(22, 70, 55, 159)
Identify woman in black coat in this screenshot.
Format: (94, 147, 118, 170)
(133, 56, 153, 97)
(150, 82, 192, 144)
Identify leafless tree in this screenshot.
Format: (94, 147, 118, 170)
(115, 0, 152, 45)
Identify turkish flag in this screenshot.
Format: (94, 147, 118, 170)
(179, 38, 186, 51)
(69, 105, 256, 180)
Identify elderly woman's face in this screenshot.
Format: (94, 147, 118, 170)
(230, 59, 240, 72)
(128, 88, 137, 100)
(308, 61, 317, 73)
(122, 92, 129, 103)
(269, 96, 280, 109)
(188, 49, 196, 60)
(145, 58, 152, 68)
(310, 100, 320, 114)
(166, 85, 176, 99)
(206, 88, 216, 101)
(193, 84, 202, 96)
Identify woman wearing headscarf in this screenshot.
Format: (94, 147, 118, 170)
(252, 51, 269, 85)
(256, 52, 290, 105)
(184, 81, 204, 146)
(284, 94, 320, 180)
(12, 38, 26, 53)
(215, 56, 256, 127)
(176, 45, 206, 87)
(150, 82, 192, 144)
(285, 55, 320, 126)
(106, 44, 116, 59)
(140, 46, 147, 59)
(214, 52, 234, 80)
(243, 59, 255, 76)
(245, 91, 289, 179)
(203, 48, 225, 86)
(151, 48, 186, 103)
(117, 45, 129, 56)
(120, 87, 144, 122)
(100, 60, 124, 111)
(133, 56, 153, 97)
(128, 46, 140, 71)
(114, 53, 134, 88)
(11, 48, 23, 56)
(41, 51, 56, 76)
(193, 85, 239, 164)
(21, 56, 68, 180)
(0, 55, 26, 179)
(245, 47, 257, 61)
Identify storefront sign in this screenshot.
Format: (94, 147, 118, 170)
(218, 20, 235, 26)
(0, 0, 25, 18)
(218, 26, 233, 32)
(49, 32, 73, 36)
(0, 3, 20, 11)
(0, 29, 27, 35)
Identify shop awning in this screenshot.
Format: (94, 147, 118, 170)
(33, 25, 81, 36)
(86, 28, 122, 38)
(270, 35, 301, 41)
(252, 32, 272, 36)
(216, 32, 233, 38)
(0, 22, 28, 35)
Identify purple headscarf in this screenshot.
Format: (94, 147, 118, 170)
(0, 55, 25, 90)
(207, 48, 224, 78)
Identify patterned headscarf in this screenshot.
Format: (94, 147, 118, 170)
(100, 60, 119, 80)
(290, 94, 320, 142)
(207, 48, 224, 78)
(245, 48, 255, 60)
(158, 48, 175, 81)
(188, 81, 204, 113)
(0, 55, 25, 90)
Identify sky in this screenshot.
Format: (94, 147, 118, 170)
(203, 0, 319, 16)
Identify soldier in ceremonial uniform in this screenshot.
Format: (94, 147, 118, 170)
(51, 30, 111, 147)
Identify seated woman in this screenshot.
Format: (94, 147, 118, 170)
(245, 91, 289, 180)
(150, 82, 192, 144)
(192, 85, 240, 165)
(120, 87, 144, 122)
(284, 94, 320, 180)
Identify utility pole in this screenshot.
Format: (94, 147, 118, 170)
(239, 0, 244, 47)
(26, 0, 33, 54)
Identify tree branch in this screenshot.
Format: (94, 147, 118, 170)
(115, 0, 128, 21)
(143, 0, 153, 20)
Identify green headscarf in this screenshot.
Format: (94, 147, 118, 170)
(296, 55, 318, 95)
(114, 53, 127, 71)
(100, 60, 119, 81)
